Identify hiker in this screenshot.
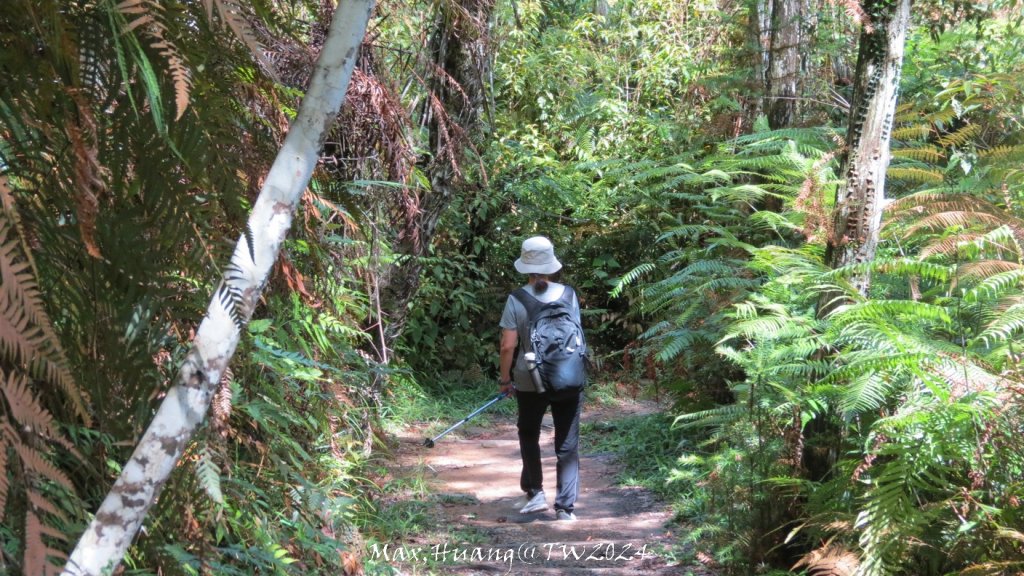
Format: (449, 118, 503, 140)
(498, 236, 585, 521)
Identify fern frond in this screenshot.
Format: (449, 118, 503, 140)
(196, 445, 224, 505)
(24, 506, 68, 575)
(902, 211, 1009, 237)
(793, 543, 860, 576)
(211, 368, 233, 437)
(886, 166, 944, 185)
(674, 403, 747, 428)
(824, 353, 927, 386)
(27, 490, 68, 523)
(977, 303, 1024, 346)
(841, 371, 898, 415)
(0, 371, 58, 439)
(979, 144, 1024, 164)
(936, 123, 981, 148)
(653, 330, 704, 363)
(722, 315, 808, 343)
(927, 358, 1000, 395)
(959, 264, 1024, 302)
(917, 227, 1019, 259)
(891, 146, 944, 164)
(0, 214, 85, 422)
(116, 0, 191, 120)
(0, 290, 48, 370)
(610, 262, 656, 297)
(886, 192, 994, 216)
(827, 259, 952, 284)
(203, 0, 275, 76)
(12, 441, 73, 490)
(923, 106, 958, 126)
(892, 124, 932, 141)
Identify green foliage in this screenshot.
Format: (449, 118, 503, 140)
(611, 11, 1024, 574)
(402, 254, 495, 375)
(584, 412, 692, 500)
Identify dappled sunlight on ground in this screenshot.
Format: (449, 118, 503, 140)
(385, 399, 716, 575)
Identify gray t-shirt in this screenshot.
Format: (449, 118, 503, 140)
(499, 282, 581, 391)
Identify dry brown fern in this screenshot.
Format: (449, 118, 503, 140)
(793, 543, 860, 576)
(116, 0, 192, 120)
(65, 87, 107, 258)
(201, 0, 276, 77)
(0, 208, 90, 424)
(902, 211, 1010, 238)
(1, 375, 74, 575)
(957, 259, 1023, 282)
(211, 366, 234, 438)
(0, 187, 88, 574)
(829, 0, 873, 33)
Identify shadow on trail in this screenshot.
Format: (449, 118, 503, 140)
(389, 405, 717, 576)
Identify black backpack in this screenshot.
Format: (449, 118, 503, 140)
(512, 286, 587, 396)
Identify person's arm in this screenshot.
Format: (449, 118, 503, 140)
(499, 328, 518, 395)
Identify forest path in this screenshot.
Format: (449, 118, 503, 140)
(382, 393, 715, 575)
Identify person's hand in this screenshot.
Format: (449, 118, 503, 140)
(499, 380, 516, 397)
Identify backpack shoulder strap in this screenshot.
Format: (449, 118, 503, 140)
(511, 287, 543, 321)
(557, 285, 576, 305)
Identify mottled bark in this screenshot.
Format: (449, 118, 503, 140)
(765, 0, 802, 129)
(805, 0, 911, 484)
(380, 0, 494, 347)
(60, 2, 374, 574)
(750, 0, 769, 115)
(819, 0, 911, 317)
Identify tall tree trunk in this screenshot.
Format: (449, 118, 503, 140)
(750, 0, 769, 120)
(818, 0, 911, 316)
(765, 0, 802, 129)
(804, 0, 911, 482)
(380, 0, 494, 348)
(61, 2, 373, 574)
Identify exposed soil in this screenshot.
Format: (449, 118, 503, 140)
(382, 396, 716, 575)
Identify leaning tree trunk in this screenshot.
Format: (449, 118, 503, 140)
(818, 0, 911, 317)
(379, 0, 494, 348)
(765, 0, 802, 129)
(61, 2, 373, 574)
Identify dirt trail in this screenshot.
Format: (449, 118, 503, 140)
(387, 398, 714, 575)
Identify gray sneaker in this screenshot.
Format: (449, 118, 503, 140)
(519, 491, 547, 514)
(556, 509, 577, 521)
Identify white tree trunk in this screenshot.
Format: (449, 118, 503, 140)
(820, 0, 911, 316)
(61, 2, 374, 574)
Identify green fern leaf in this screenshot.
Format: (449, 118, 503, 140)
(937, 123, 981, 148)
(196, 446, 224, 505)
(887, 166, 944, 184)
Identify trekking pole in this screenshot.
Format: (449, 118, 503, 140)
(423, 390, 511, 448)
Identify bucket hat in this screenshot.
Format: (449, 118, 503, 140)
(514, 236, 562, 275)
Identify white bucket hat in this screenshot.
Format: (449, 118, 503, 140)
(514, 236, 562, 275)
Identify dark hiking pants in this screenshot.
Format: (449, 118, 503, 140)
(516, 390, 583, 513)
